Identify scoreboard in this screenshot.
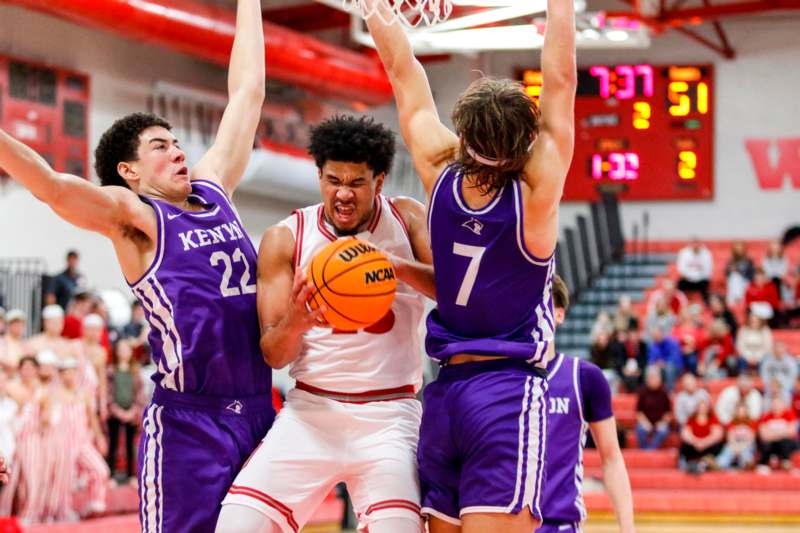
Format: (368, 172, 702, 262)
(519, 64, 714, 202)
(0, 55, 90, 178)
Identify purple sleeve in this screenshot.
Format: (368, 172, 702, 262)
(579, 360, 613, 423)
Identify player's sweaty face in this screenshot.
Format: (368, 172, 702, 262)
(134, 127, 190, 199)
(319, 160, 384, 236)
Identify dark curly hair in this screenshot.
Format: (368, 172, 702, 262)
(308, 115, 395, 176)
(452, 77, 540, 193)
(94, 113, 172, 188)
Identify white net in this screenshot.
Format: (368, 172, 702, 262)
(343, 0, 453, 27)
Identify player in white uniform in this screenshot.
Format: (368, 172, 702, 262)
(216, 115, 435, 533)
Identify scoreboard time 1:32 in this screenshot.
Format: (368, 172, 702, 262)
(519, 64, 713, 202)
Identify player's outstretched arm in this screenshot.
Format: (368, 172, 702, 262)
(0, 129, 152, 238)
(590, 417, 636, 533)
(519, 0, 577, 259)
(388, 197, 435, 299)
(363, 0, 458, 194)
(257, 225, 326, 369)
(193, 0, 265, 197)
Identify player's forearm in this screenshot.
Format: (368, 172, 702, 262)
(228, 0, 266, 100)
(602, 451, 636, 533)
(542, 0, 577, 88)
(0, 129, 62, 203)
(364, 0, 416, 80)
(393, 257, 436, 300)
(260, 319, 305, 369)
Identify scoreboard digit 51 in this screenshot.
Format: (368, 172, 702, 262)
(519, 64, 714, 202)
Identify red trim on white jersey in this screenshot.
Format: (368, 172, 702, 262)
(386, 198, 410, 241)
(295, 381, 416, 403)
(367, 195, 383, 232)
(229, 484, 299, 532)
(365, 498, 421, 516)
(293, 210, 305, 269)
(316, 206, 337, 241)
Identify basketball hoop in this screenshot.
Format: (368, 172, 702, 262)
(343, 0, 453, 27)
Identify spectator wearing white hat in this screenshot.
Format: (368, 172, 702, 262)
(0, 309, 29, 370)
(72, 314, 109, 422)
(28, 305, 72, 359)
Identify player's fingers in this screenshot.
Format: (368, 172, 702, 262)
(295, 283, 313, 307)
(310, 306, 328, 326)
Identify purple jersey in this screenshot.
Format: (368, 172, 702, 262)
(130, 180, 271, 397)
(426, 165, 556, 363)
(539, 354, 612, 526)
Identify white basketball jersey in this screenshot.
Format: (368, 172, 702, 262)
(278, 195, 425, 393)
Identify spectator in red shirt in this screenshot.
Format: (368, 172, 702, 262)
(61, 290, 94, 339)
(698, 320, 738, 378)
(717, 402, 757, 470)
(679, 398, 724, 473)
(757, 396, 798, 471)
(708, 294, 739, 338)
(647, 279, 688, 317)
(635, 367, 673, 450)
(792, 376, 800, 418)
(745, 268, 782, 327)
(672, 308, 706, 375)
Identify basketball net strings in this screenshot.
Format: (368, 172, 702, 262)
(342, 0, 453, 27)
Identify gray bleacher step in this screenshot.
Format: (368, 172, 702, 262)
(554, 345, 590, 360)
(621, 253, 675, 265)
(605, 264, 668, 278)
(559, 318, 594, 333)
(557, 333, 592, 349)
(580, 289, 644, 305)
(593, 277, 656, 291)
(569, 304, 612, 319)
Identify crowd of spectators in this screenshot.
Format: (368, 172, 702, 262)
(589, 239, 800, 474)
(0, 251, 152, 524)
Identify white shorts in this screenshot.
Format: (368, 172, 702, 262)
(221, 388, 422, 533)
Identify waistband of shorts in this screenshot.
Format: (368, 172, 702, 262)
(436, 357, 547, 382)
(295, 381, 417, 403)
(152, 386, 275, 415)
(541, 519, 580, 530)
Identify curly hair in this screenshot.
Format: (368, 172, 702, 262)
(94, 113, 172, 188)
(452, 77, 540, 193)
(308, 115, 395, 176)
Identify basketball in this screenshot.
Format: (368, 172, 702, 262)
(306, 238, 397, 331)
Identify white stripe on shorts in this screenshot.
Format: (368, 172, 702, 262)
(141, 405, 165, 533)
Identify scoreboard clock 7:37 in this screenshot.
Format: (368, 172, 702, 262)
(518, 64, 714, 202)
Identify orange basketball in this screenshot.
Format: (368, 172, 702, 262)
(306, 238, 397, 331)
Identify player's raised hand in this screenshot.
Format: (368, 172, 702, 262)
(287, 268, 328, 332)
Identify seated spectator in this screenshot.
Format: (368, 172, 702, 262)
(698, 320, 739, 378)
(676, 238, 713, 302)
(647, 279, 688, 317)
(635, 366, 673, 450)
(708, 293, 739, 338)
(716, 374, 763, 425)
(745, 268, 783, 327)
(757, 396, 798, 472)
(645, 297, 677, 341)
(760, 341, 797, 404)
(613, 295, 639, 333)
(0, 307, 5, 336)
(107, 339, 145, 484)
(672, 307, 706, 375)
(726, 241, 756, 306)
(615, 329, 648, 393)
(674, 373, 711, 427)
(679, 399, 724, 473)
(590, 310, 614, 344)
(646, 326, 683, 390)
(736, 314, 773, 371)
(61, 290, 94, 339)
(781, 270, 800, 326)
(0, 367, 17, 476)
(762, 241, 787, 295)
(122, 301, 150, 362)
(28, 305, 73, 358)
(0, 309, 29, 371)
(718, 402, 757, 470)
(793, 376, 800, 418)
(762, 379, 792, 412)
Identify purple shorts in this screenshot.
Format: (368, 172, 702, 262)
(138, 387, 275, 533)
(418, 359, 548, 524)
(536, 520, 582, 532)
